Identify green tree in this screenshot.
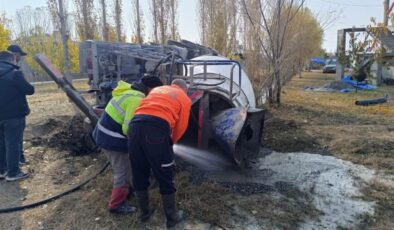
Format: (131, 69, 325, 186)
(0, 14, 11, 50)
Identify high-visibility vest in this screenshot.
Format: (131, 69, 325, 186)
(104, 81, 145, 135)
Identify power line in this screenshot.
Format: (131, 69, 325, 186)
(317, 0, 382, 7)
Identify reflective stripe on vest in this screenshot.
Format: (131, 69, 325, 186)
(110, 94, 131, 117)
(161, 160, 175, 168)
(97, 122, 126, 139)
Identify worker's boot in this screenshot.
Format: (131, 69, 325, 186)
(135, 190, 155, 222)
(161, 193, 185, 228)
(108, 185, 136, 214)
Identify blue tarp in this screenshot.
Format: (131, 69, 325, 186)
(304, 75, 377, 93)
(342, 75, 377, 90)
(310, 57, 326, 65)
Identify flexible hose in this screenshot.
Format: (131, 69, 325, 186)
(0, 160, 109, 214)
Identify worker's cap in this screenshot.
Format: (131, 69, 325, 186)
(141, 75, 163, 88)
(7, 45, 27, 56)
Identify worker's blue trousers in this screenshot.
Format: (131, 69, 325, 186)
(0, 117, 25, 177)
(128, 115, 176, 195)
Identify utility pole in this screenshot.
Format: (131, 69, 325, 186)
(384, 0, 390, 26)
(58, 0, 71, 84)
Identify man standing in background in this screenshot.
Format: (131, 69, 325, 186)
(0, 51, 34, 182)
(7, 45, 28, 165)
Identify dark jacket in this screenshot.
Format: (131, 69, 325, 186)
(0, 61, 35, 121)
(93, 112, 128, 152)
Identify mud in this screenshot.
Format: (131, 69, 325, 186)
(26, 115, 95, 155)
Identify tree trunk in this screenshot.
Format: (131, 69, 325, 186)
(101, 0, 109, 41)
(115, 0, 122, 42)
(159, 0, 165, 44)
(200, 0, 206, 44)
(171, 0, 175, 39)
(298, 61, 302, 78)
(268, 87, 273, 105)
(136, 0, 141, 43)
(152, 0, 158, 43)
(82, 0, 89, 39)
(58, 0, 71, 84)
(275, 73, 281, 105)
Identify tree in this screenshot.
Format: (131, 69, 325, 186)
(100, 0, 109, 41)
(169, 0, 178, 40)
(198, 0, 207, 45)
(198, 0, 239, 56)
(131, 0, 144, 43)
(242, 0, 308, 105)
(240, 0, 267, 103)
(113, 0, 123, 42)
(150, 0, 179, 44)
(158, 0, 167, 44)
(47, 0, 71, 82)
(14, 6, 52, 38)
(12, 5, 79, 77)
(150, 0, 159, 43)
(49, 0, 72, 82)
(73, 0, 97, 40)
(0, 13, 11, 50)
(342, 20, 388, 85)
(286, 8, 323, 79)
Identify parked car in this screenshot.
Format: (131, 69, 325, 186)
(323, 58, 337, 73)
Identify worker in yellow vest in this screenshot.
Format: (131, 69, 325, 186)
(92, 76, 163, 214)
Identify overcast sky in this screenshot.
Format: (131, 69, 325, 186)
(0, 0, 386, 52)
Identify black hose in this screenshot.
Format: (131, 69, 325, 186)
(152, 53, 184, 77)
(0, 159, 109, 214)
(355, 95, 388, 106)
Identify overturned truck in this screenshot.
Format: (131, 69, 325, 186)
(35, 40, 264, 166)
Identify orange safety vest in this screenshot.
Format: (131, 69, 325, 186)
(135, 84, 192, 143)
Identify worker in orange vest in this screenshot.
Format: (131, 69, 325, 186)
(128, 79, 191, 228)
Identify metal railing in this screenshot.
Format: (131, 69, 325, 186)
(177, 60, 243, 101)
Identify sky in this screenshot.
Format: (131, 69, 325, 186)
(0, 0, 386, 52)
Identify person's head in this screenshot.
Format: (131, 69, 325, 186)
(7, 45, 27, 63)
(141, 75, 164, 90)
(0, 51, 16, 64)
(131, 75, 164, 94)
(171, 79, 188, 93)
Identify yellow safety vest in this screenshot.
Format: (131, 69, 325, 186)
(104, 81, 145, 135)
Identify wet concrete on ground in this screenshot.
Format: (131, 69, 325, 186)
(175, 144, 379, 229)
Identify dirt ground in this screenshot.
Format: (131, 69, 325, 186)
(0, 73, 393, 230)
